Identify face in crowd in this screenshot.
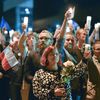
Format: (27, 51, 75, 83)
(93, 40, 100, 60)
(41, 46, 61, 70)
(27, 32, 37, 51)
(47, 48, 59, 66)
(64, 33, 75, 50)
(83, 44, 92, 59)
(76, 29, 87, 42)
(11, 31, 20, 51)
(38, 30, 53, 50)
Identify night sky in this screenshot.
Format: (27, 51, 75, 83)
(0, 0, 100, 31)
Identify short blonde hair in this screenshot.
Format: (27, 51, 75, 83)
(76, 28, 86, 39)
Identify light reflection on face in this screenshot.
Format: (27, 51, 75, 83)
(64, 34, 74, 49)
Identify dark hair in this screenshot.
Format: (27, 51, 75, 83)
(0, 44, 3, 52)
(93, 40, 100, 49)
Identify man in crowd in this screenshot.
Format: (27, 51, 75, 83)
(87, 40, 100, 100)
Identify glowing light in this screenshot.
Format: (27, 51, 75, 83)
(56, 24, 60, 29)
(25, 8, 30, 14)
(23, 17, 28, 26)
(28, 27, 33, 32)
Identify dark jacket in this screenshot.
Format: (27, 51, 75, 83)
(87, 58, 100, 100)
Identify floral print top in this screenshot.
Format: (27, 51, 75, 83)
(32, 67, 66, 100)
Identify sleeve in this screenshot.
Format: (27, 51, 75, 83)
(86, 79, 96, 100)
(32, 69, 52, 99)
(24, 54, 40, 83)
(87, 59, 97, 85)
(24, 55, 35, 83)
(71, 60, 88, 79)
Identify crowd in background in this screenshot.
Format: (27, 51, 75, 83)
(0, 6, 100, 100)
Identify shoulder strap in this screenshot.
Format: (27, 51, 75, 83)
(63, 47, 77, 64)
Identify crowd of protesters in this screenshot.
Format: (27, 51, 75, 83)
(0, 6, 100, 100)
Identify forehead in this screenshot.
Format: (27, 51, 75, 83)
(80, 29, 86, 34)
(39, 32, 51, 38)
(49, 48, 58, 53)
(66, 34, 74, 39)
(94, 43, 100, 48)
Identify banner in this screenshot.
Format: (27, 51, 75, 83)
(0, 46, 19, 71)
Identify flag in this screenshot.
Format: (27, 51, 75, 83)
(0, 46, 19, 71)
(0, 16, 11, 31)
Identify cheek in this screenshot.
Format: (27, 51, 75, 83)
(64, 41, 68, 46)
(28, 40, 32, 46)
(82, 35, 86, 39)
(48, 56, 55, 62)
(45, 40, 49, 44)
(80, 35, 83, 39)
(95, 52, 100, 57)
(38, 39, 42, 43)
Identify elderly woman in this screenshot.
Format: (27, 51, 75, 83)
(32, 45, 66, 100)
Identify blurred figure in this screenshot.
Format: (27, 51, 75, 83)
(76, 28, 87, 48)
(32, 45, 66, 99)
(86, 40, 100, 100)
(26, 31, 38, 52)
(72, 28, 87, 100)
(24, 30, 53, 100)
(38, 30, 53, 55)
(0, 44, 10, 100)
(65, 6, 80, 35)
(63, 31, 77, 67)
(75, 28, 88, 62)
(6, 31, 25, 100)
(54, 10, 78, 100)
(63, 32, 77, 63)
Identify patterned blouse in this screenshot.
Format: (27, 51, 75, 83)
(32, 66, 66, 100)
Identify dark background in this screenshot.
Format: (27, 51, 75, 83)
(0, 0, 100, 32)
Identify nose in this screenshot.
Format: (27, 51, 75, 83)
(41, 38, 45, 41)
(69, 40, 72, 43)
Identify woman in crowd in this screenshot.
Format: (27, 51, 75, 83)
(32, 45, 66, 100)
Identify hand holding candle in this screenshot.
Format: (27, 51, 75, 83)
(86, 16, 92, 29)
